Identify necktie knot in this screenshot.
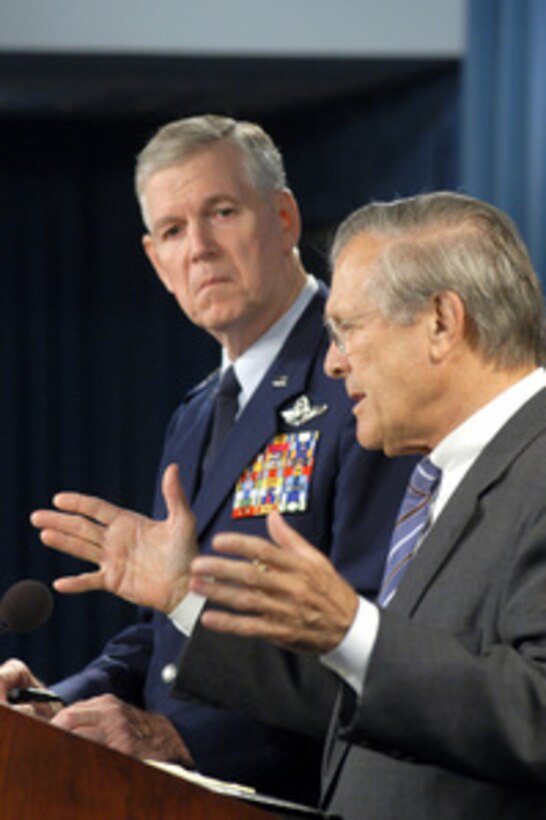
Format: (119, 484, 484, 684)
(377, 457, 442, 607)
(217, 366, 241, 404)
(400, 457, 442, 515)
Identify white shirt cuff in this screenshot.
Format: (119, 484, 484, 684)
(169, 591, 206, 636)
(320, 596, 380, 697)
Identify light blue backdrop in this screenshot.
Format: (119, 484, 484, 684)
(463, 0, 546, 286)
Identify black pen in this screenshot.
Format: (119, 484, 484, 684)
(8, 687, 64, 704)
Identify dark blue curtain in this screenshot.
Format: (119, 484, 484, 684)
(463, 0, 546, 285)
(0, 120, 220, 677)
(0, 60, 459, 682)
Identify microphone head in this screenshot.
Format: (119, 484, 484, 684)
(0, 579, 54, 634)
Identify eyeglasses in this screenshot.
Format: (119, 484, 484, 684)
(324, 309, 379, 354)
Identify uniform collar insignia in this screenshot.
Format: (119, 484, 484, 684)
(281, 394, 328, 427)
(272, 375, 289, 388)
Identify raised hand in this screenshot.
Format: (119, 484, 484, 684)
(189, 511, 359, 654)
(31, 464, 195, 614)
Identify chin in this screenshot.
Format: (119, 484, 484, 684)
(199, 305, 242, 331)
(355, 426, 383, 452)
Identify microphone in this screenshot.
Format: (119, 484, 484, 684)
(0, 579, 54, 635)
(0, 580, 62, 706)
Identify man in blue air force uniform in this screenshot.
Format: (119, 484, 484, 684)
(4, 115, 413, 804)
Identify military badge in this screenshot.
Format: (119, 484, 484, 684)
(232, 431, 320, 517)
(280, 395, 328, 427)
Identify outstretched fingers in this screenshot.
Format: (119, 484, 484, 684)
(190, 515, 322, 604)
(193, 514, 325, 589)
(30, 507, 105, 565)
(193, 553, 305, 647)
(191, 549, 288, 599)
(31, 468, 197, 612)
(191, 512, 360, 653)
(53, 569, 105, 595)
(30, 497, 112, 594)
(190, 528, 310, 645)
(51, 491, 123, 527)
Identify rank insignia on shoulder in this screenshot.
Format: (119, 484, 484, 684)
(232, 431, 320, 518)
(281, 394, 328, 427)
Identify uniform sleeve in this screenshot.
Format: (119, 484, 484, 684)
(52, 614, 154, 705)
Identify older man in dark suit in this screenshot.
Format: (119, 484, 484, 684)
(179, 191, 546, 818)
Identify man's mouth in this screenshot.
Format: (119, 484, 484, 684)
(198, 275, 232, 294)
(349, 391, 367, 412)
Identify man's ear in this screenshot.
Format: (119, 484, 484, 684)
(428, 290, 466, 362)
(142, 234, 174, 294)
(274, 189, 302, 253)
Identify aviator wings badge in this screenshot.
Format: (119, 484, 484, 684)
(281, 395, 328, 427)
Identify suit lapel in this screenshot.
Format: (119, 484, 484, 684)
(390, 388, 546, 616)
(162, 374, 219, 504)
(192, 288, 328, 540)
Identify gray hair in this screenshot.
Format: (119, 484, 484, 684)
(331, 191, 545, 368)
(135, 114, 286, 223)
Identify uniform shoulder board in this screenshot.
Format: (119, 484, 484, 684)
(183, 368, 220, 402)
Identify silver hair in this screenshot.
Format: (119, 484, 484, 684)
(330, 191, 545, 368)
(135, 114, 286, 225)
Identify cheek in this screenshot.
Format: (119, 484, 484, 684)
(244, 227, 286, 278)
(153, 244, 179, 284)
(161, 265, 196, 315)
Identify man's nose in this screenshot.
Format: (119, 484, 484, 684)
(324, 340, 349, 379)
(188, 219, 216, 262)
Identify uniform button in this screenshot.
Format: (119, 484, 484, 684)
(162, 663, 177, 684)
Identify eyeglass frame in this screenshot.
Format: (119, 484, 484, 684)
(324, 308, 380, 354)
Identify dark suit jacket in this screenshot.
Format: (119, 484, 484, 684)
(53, 285, 414, 803)
(177, 387, 546, 817)
(322, 387, 546, 818)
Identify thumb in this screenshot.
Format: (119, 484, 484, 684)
(266, 510, 316, 559)
(161, 463, 189, 520)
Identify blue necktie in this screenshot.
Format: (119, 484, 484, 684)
(202, 366, 241, 475)
(377, 457, 442, 607)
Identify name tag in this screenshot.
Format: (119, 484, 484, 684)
(232, 431, 320, 518)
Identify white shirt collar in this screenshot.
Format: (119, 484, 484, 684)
(430, 368, 546, 520)
(221, 275, 319, 410)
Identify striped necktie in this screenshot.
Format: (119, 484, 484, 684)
(377, 457, 442, 607)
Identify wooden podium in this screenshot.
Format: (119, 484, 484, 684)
(0, 704, 275, 818)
